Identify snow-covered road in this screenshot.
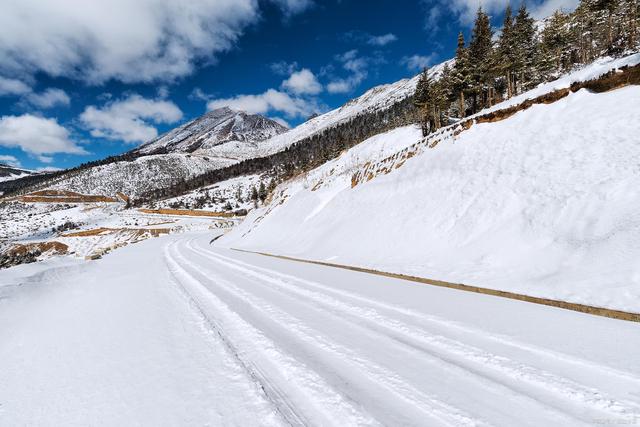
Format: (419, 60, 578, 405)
(2, 232, 640, 426)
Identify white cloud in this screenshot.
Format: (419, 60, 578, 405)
(189, 88, 215, 102)
(24, 88, 71, 109)
(156, 86, 170, 99)
(281, 68, 322, 95)
(0, 114, 86, 157)
(367, 33, 398, 46)
(1, 79, 71, 109)
(0, 76, 31, 96)
(35, 166, 62, 172)
(270, 61, 299, 76)
(271, 117, 291, 128)
(344, 31, 398, 47)
(326, 50, 368, 94)
(0, 154, 21, 167)
(0, 0, 310, 85)
(326, 81, 353, 94)
(402, 53, 438, 71)
(423, 0, 579, 28)
(80, 94, 183, 144)
(270, 0, 314, 16)
(531, 0, 579, 19)
(207, 89, 320, 118)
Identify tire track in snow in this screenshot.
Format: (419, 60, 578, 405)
(203, 240, 640, 385)
(172, 238, 489, 427)
(164, 241, 379, 427)
(188, 240, 640, 423)
(164, 242, 298, 427)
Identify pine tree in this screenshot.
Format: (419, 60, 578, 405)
(414, 68, 433, 135)
(495, 5, 517, 98)
(537, 11, 572, 79)
(250, 185, 258, 202)
(593, 0, 619, 51)
(626, 0, 639, 49)
(258, 182, 267, 203)
(268, 178, 277, 193)
(433, 65, 452, 127)
(468, 7, 494, 112)
(450, 32, 471, 116)
(512, 3, 538, 92)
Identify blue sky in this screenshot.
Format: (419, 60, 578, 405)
(0, 0, 576, 171)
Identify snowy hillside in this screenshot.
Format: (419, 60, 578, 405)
(0, 163, 33, 183)
(48, 154, 234, 198)
(135, 107, 288, 155)
(26, 69, 436, 200)
(139, 66, 445, 163)
(222, 83, 640, 313)
(248, 61, 452, 160)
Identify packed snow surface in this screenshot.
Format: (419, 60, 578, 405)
(2, 233, 639, 425)
(223, 85, 640, 312)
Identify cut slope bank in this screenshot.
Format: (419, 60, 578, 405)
(222, 85, 640, 312)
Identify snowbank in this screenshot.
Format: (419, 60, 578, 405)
(222, 85, 640, 312)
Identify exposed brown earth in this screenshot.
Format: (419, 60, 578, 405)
(29, 190, 80, 197)
(61, 227, 171, 238)
(9, 189, 118, 203)
(60, 227, 114, 237)
(138, 208, 236, 217)
(116, 192, 130, 203)
(6, 241, 69, 255)
(0, 241, 69, 268)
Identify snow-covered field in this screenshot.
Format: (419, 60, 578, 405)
(2, 232, 639, 426)
(223, 85, 640, 312)
(155, 173, 265, 212)
(0, 200, 233, 261)
(48, 153, 235, 198)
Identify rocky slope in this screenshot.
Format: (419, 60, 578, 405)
(134, 107, 288, 155)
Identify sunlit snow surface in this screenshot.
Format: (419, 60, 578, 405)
(223, 81, 640, 312)
(2, 54, 640, 426)
(2, 233, 640, 425)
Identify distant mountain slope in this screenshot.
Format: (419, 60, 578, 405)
(24, 68, 435, 199)
(46, 154, 235, 198)
(136, 68, 444, 164)
(135, 107, 288, 155)
(233, 61, 452, 161)
(0, 163, 33, 183)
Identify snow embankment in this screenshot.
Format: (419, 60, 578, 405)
(222, 85, 640, 312)
(485, 53, 640, 114)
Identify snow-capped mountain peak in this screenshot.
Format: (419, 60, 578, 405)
(134, 107, 288, 155)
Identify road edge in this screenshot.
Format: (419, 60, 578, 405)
(231, 248, 640, 323)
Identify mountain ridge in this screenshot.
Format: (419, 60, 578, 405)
(134, 107, 288, 156)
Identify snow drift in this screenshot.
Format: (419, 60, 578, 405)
(222, 85, 640, 312)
